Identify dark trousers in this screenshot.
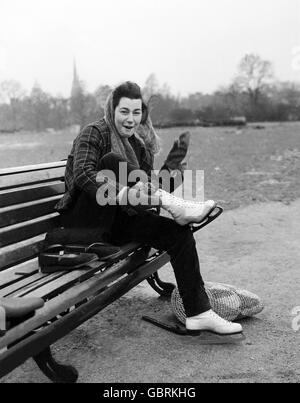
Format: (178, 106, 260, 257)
(61, 152, 211, 317)
(110, 208, 211, 317)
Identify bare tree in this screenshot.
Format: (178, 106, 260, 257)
(0, 79, 26, 104)
(0, 80, 26, 130)
(29, 82, 51, 131)
(94, 84, 112, 109)
(234, 54, 274, 109)
(143, 73, 160, 102)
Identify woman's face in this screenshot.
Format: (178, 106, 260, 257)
(114, 97, 142, 138)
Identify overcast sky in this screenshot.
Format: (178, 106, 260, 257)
(0, 0, 300, 97)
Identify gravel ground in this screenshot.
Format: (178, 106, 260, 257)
(2, 199, 299, 383)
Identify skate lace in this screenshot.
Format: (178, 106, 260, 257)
(169, 194, 204, 208)
(209, 310, 233, 325)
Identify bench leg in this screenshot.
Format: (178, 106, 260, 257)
(147, 272, 175, 297)
(33, 347, 78, 383)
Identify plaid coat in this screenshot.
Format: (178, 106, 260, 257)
(55, 118, 154, 213)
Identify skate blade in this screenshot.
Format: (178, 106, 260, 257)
(186, 329, 246, 344)
(142, 315, 246, 345)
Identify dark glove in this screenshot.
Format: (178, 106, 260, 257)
(164, 131, 191, 171)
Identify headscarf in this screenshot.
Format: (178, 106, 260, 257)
(104, 90, 160, 167)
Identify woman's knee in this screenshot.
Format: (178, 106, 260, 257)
(176, 225, 195, 244)
(166, 228, 196, 261)
(164, 221, 195, 250)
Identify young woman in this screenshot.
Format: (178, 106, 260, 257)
(56, 81, 242, 335)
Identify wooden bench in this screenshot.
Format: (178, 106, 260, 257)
(0, 161, 222, 383)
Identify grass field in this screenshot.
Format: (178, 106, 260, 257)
(1, 122, 300, 210)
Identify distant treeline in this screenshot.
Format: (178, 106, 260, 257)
(1, 54, 300, 132)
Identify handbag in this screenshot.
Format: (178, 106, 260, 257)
(39, 228, 123, 273)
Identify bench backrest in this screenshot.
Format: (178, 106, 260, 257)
(0, 162, 66, 272)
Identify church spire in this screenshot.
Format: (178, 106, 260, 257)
(71, 59, 81, 97)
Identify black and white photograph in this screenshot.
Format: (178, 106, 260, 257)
(0, 0, 299, 386)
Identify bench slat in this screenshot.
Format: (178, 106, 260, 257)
(0, 182, 65, 208)
(0, 236, 44, 272)
(0, 250, 169, 356)
(2, 262, 100, 299)
(0, 241, 143, 295)
(0, 163, 66, 192)
(4, 243, 146, 299)
(0, 197, 61, 228)
(0, 215, 60, 248)
(0, 241, 140, 290)
(0, 161, 66, 177)
(11, 264, 105, 299)
(18, 248, 149, 299)
(0, 260, 39, 289)
(0, 176, 65, 192)
(0, 270, 65, 298)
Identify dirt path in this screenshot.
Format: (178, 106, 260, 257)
(2, 200, 300, 383)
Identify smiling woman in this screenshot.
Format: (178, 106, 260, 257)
(114, 98, 142, 138)
(112, 83, 144, 138)
(102, 81, 159, 167)
(54, 80, 242, 337)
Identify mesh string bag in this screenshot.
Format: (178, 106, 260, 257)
(171, 281, 264, 324)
